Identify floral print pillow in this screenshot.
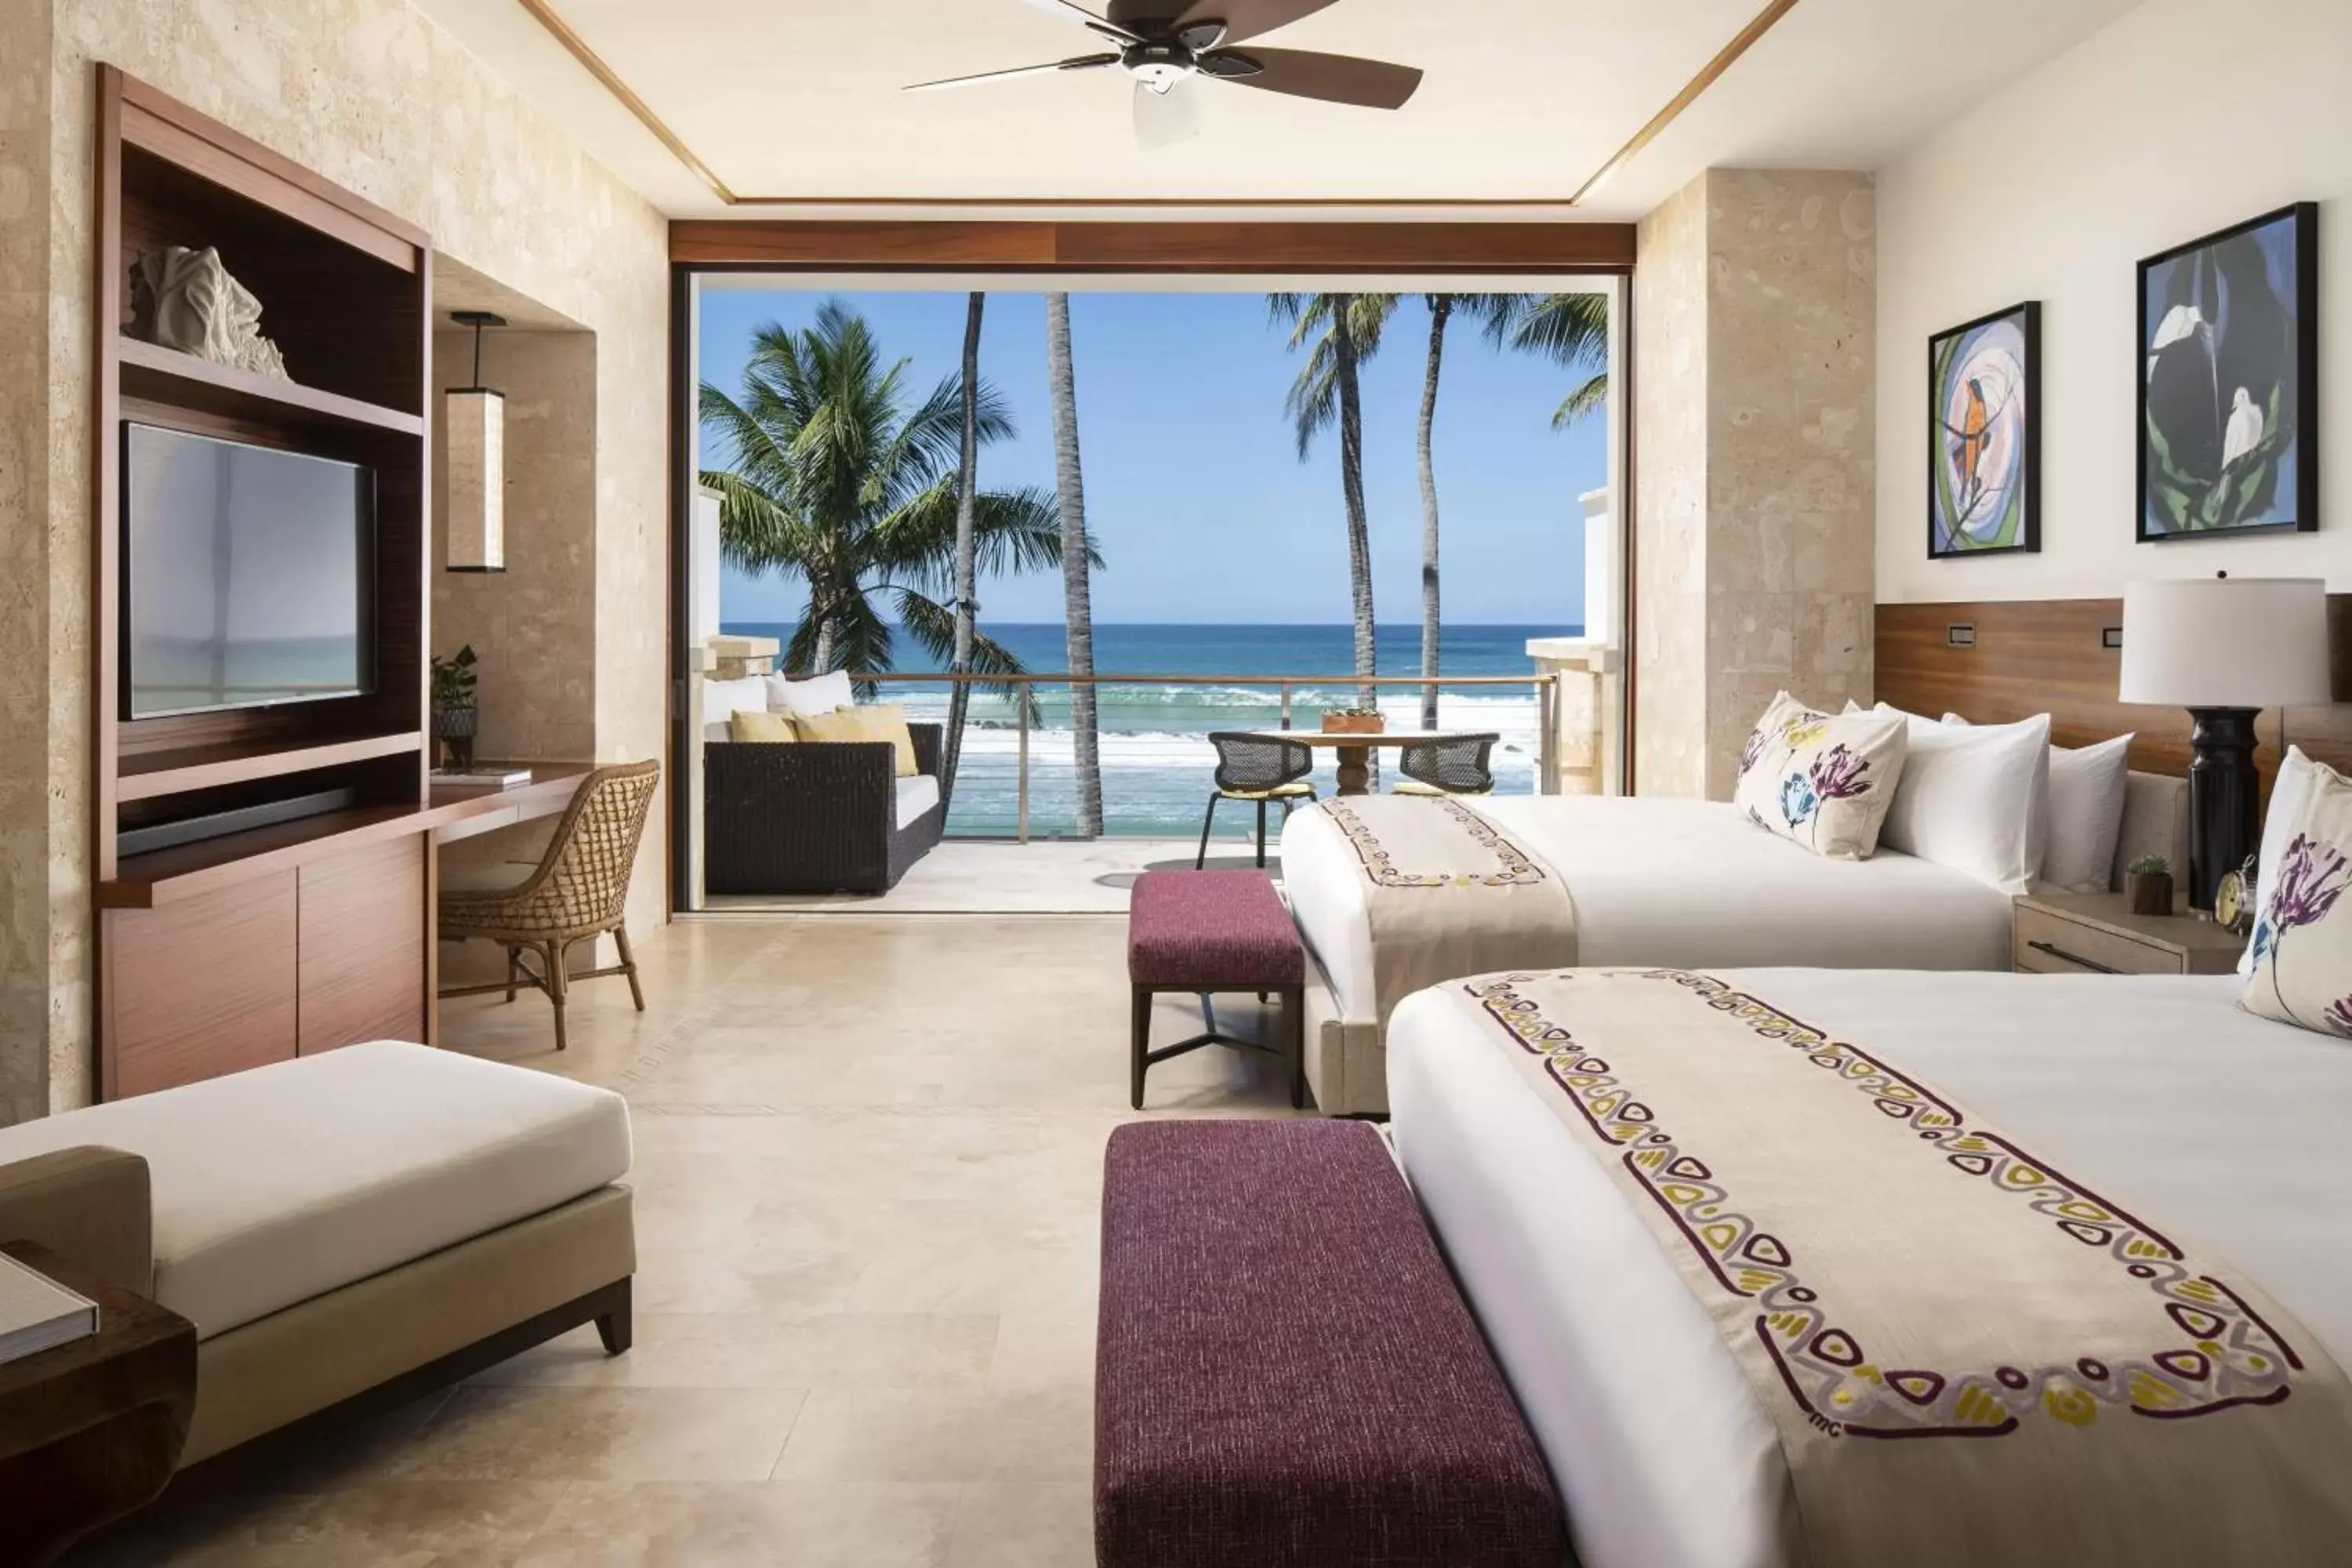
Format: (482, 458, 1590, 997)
(1730, 692, 1910, 860)
(2241, 760, 2352, 1038)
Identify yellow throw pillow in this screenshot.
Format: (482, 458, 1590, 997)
(797, 704, 919, 777)
(728, 709, 799, 743)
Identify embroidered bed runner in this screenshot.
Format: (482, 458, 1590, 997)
(1462, 967, 2352, 1568)
(1316, 797, 1577, 1025)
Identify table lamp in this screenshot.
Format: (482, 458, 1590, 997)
(2119, 575, 2332, 912)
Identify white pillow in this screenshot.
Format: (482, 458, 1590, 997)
(1732, 693, 1910, 860)
(1874, 704, 2051, 895)
(2241, 746, 2322, 976)
(1943, 715, 2132, 895)
(702, 675, 770, 742)
(768, 669, 855, 716)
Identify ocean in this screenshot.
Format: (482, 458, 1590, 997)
(722, 622, 1578, 837)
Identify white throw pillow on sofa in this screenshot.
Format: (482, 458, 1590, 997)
(1874, 704, 2050, 895)
(768, 669, 855, 716)
(702, 675, 770, 742)
(1942, 716, 2132, 895)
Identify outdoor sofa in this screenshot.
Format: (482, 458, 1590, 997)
(705, 720, 947, 895)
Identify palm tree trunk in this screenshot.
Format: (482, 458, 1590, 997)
(942, 292, 985, 805)
(1046, 294, 1103, 837)
(1334, 302, 1377, 747)
(1417, 296, 1450, 731)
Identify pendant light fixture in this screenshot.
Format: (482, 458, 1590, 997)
(445, 310, 506, 572)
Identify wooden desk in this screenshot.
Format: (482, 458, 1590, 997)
(430, 763, 593, 845)
(0, 1243, 196, 1565)
(1240, 731, 1484, 797)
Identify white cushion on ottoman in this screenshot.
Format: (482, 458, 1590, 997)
(0, 1042, 631, 1338)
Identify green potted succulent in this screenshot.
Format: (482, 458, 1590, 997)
(430, 644, 479, 771)
(1321, 705, 1386, 736)
(2125, 853, 2173, 917)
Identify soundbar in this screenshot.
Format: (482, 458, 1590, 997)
(118, 786, 360, 859)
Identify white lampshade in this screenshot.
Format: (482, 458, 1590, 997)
(2118, 577, 2332, 708)
(445, 387, 505, 572)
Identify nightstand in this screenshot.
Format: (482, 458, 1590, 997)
(2012, 891, 2246, 977)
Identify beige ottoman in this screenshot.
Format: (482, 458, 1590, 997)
(0, 1041, 633, 1468)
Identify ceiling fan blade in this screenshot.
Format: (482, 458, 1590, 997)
(1132, 79, 1200, 151)
(1169, 0, 1340, 45)
(905, 54, 1119, 92)
(1211, 46, 1421, 109)
(1025, 0, 1144, 44)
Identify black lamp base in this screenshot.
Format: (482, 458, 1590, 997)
(2184, 706, 2261, 913)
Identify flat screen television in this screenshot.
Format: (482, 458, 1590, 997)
(122, 423, 376, 720)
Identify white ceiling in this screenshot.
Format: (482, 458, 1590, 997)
(414, 0, 2143, 219)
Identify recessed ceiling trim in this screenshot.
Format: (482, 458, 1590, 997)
(511, 0, 1802, 212)
(1570, 0, 1802, 204)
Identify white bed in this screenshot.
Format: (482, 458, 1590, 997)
(1389, 969, 2352, 1568)
(1285, 797, 2016, 1025)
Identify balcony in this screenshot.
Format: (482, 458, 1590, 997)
(684, 661, 1621, 914)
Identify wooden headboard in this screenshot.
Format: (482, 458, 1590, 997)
(1875, 597, 2352, 793)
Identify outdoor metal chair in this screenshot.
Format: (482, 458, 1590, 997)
(438, 758, 661, 1051)
(1198, 732, 1317, 869)
(1393, 733, 1500, 797)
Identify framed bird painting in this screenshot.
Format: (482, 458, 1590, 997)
(1929, 301, 2039, 558)
(2139, 202, 2318, 540)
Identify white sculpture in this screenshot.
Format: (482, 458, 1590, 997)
(129, 245, 289, 379)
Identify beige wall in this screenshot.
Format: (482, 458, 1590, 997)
(432, 327, 601, 765)
(0, 0, 58, 1125)
(0, 0, 670, 1120)
(1877, 0, 2349, 602)
(1634, 169, 1878, 800)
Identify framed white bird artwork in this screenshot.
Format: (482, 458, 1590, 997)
(2138, 202, 2318, 541)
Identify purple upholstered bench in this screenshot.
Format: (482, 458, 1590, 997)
(1127, 870, 1305, 1111)
(1096, 1120, 1566, 1568)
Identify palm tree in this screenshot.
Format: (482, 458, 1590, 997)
(942, 292, 986, 800)
(1408, 294, 1515, 729)
(1269, 292, 1396, 716)
(1046, 293, 1103, 837)
(698, 299, 1085, 717)
(1494, 292, 1611, 430)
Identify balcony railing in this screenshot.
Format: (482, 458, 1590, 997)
(852, 672, 1568, 841)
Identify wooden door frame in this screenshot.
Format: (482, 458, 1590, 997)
(663, 219, 1642, 904)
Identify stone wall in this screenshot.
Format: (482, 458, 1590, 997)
(0, 0, 669, 1118)
(0, 0, 57, 1124)
(1633, 169, 1877, 800)
(431, 327, 601, 766)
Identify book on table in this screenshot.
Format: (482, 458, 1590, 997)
(432, 768, 534, 789)
(0, 1250, 100, 1365)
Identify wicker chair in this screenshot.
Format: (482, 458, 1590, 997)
(438, 758, 661, 1051)
(1198, 731, 1318, 869)
(1394, 733, 1500, 797)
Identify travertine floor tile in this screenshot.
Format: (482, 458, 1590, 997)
(948, 1482, 1096, 1568)
(474, 1311, 999, 1392)
(390, 1386, 804, 1483)
(517, 1480, 960, 1568)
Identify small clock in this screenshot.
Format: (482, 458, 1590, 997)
(2215, 855, 2259, 937)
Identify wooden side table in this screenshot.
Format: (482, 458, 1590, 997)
(0, 1242, 196, 1566)
(2012, 891, 2246, 977)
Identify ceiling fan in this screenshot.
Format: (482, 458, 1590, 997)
(904, 0, 1424, 150)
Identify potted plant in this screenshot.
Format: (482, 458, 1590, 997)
(2125, 854, 2173, 917)
(430, 644, 479, 771)
(1321, 706, 1386, 736)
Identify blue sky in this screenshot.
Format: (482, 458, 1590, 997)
(697, 287, 1609, 626)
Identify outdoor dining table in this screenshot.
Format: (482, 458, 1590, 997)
(1239, 730, 1483, 797)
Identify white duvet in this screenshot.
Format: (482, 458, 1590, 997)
(1281, 796, 2015, 1022)
(1390, 971, 2352, 1568)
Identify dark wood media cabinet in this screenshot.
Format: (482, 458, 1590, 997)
(91, 67, 443, 1100)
